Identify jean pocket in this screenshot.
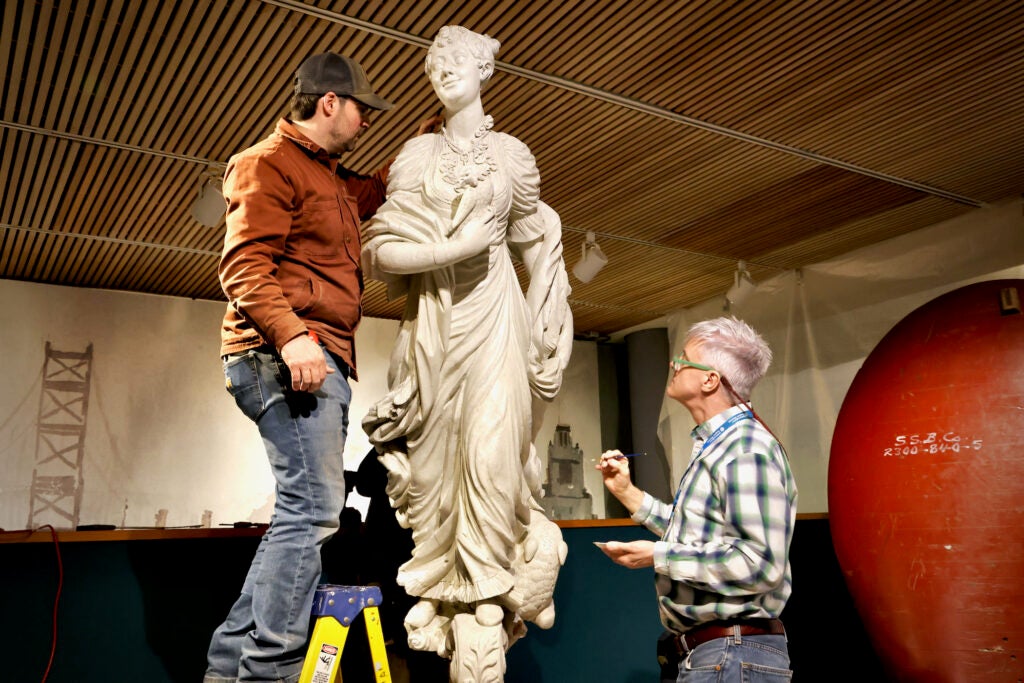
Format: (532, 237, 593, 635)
(224, 352, 270, 422)
(684, 642, 728, 672)
(740, 662, 793, 681)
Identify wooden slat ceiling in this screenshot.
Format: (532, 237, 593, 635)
(3, 0, 1023, 336)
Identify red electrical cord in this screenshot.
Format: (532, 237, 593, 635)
(37, 524, 63, 683)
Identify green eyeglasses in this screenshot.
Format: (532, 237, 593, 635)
(670, 355, 716, 373)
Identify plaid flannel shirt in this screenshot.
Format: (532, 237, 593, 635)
(632, 404, 798, 634)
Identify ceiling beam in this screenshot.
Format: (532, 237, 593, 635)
(0, 121, 224, 169)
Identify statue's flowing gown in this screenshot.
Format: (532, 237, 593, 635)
(362, 120, 569, 606)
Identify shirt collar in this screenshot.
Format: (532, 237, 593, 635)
(690, 403, 749, 441)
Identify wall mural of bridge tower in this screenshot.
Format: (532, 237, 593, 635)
(27, 342, 94, 530)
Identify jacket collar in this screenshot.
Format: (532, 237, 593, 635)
(276, 118, 339, 162)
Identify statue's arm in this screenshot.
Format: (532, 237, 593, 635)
(512, 212, 556, 275)
(373, 204, 495, 274)
(374, 232, 484, 273)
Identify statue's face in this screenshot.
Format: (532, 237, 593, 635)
(427, 42, 485, 110)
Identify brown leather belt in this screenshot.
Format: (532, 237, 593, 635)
(676, 618, 785, 653)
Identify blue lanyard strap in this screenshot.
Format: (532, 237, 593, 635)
(697, 410, 753, 456)
(669, 410, 754, 516)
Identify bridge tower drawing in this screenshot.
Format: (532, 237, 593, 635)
(27, 342, 94, 529)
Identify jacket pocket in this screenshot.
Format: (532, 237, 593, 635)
(294, 199, 344, 256)
(280, 267, 322, 315)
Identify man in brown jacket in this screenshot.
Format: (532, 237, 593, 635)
(205, 52, 435, 683)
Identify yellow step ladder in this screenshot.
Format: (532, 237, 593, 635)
(299, 584, 392, 683)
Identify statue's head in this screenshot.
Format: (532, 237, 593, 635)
(425, 26, 501, 91)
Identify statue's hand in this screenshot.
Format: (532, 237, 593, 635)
(454, 205, 495, 256)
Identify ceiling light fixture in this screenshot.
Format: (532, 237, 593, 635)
(191, 175, 225, 228)
(725, 260, 756, 309)
(572, 231, 608, 283)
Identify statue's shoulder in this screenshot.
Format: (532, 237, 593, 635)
(492, 131, 533, 157)
(389, 134, 438, 189)
(397, 133, 437, 163)
(492, 132, 537, 173)
(403, 132, 438, 154)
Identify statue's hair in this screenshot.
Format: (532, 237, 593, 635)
(684, 316, 772, 401)
(425, 26, 501, 80)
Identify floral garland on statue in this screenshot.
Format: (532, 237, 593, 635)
(439, 115, 498, 192)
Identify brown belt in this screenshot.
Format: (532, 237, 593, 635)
(676, 618, 785, 653)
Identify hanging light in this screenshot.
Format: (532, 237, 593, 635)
(725, 260, 756, 308)
(572, 231, 608, 283)
(191, 176, 225, 228)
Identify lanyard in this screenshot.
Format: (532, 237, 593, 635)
(697, 410, 753, 457)
(669, 410, 753, 516)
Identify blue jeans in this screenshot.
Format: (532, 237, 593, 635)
(677, 632, 792, 682)
(205, 345, 350, 683)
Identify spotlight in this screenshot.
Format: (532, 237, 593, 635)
(192, 177, 225, 227)
(725, 260, 756, 308)
(572, 231, 608, 283)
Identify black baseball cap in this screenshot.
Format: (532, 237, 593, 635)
(294, 52, 393, 111)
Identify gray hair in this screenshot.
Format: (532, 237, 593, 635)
(425, 26, 500, 80)
(684, 316, 772, 401)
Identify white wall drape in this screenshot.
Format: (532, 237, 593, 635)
(2, 200, 1019, 526)
(0, 280, 603, 529)
(659, 198, 1024, 513)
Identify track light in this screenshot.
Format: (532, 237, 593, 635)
(725, 260, 756, 308)
(572, 231, 608, 283)
(191, 176, 225, 228)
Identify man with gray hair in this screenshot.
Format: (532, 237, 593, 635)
(597, 316, 798, 681)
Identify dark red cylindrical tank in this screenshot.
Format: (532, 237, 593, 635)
(829, 279, 1024, 683)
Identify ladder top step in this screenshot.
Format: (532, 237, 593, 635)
(310, 585, 384, 624)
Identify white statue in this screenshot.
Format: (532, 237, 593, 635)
(361, 25, 573, 681)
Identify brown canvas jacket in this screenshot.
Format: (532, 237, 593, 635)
(218, 118, 389, 378)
